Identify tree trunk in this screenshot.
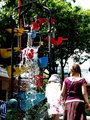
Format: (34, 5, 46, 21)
(61, 57, 64, 86)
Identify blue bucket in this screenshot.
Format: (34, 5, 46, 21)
(38, 56, 48, 68)
(18, 92, 45, 111)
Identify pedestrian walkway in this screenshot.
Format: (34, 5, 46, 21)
(59, 116, 90, 120)
(87, 116, 90, 120)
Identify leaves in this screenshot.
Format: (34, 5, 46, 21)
(0, 0, 90, 65)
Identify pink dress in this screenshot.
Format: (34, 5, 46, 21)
(63, 77, 87, 120)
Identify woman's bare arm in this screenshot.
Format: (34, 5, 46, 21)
(61, 82, 66, 98)
(82, 83, 89, 104)
(82, 83, 90, 110)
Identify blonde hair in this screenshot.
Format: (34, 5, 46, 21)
(70, 64, 81, 76)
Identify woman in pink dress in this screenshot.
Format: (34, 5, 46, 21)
(61, 64, 90, 120)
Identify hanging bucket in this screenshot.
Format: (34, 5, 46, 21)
(7, 99, 18, 112)
(38, 56, 48, 68)
(28, 31, 36, 39)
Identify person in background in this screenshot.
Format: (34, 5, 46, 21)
(0, 100, 7, 120)
(61, 63, 90, 120)
(45, 74, 62, 120)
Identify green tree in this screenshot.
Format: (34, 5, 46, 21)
(45, 0, 90, 80)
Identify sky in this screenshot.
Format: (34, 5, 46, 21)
(67, 0, 90, 10)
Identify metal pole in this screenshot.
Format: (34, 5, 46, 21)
(48, 19, 52, 77)
(18, 0, 22, 47)
(11, 40, 14, 98)
(18, 1, 23, 119)
(18, 0, 22, 28)
(42, 7, 51, 77)
(11, 17, 15, 98)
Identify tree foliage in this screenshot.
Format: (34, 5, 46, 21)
(46, 0, 90, 65)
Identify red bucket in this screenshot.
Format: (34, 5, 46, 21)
(35, 75, 43, 89)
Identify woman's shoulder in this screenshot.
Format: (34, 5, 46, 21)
(80, 77, 87, 83)
(64, 77, 71, 82)
(64, 76, 86, 82)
